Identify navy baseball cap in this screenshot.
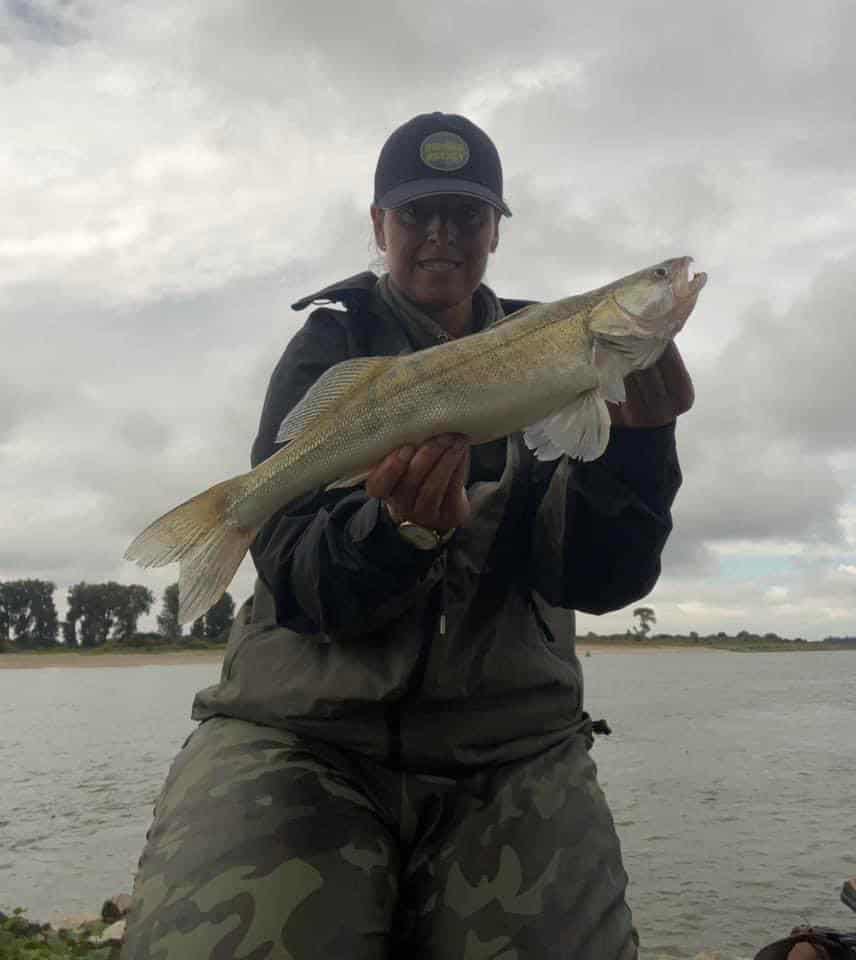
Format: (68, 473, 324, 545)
(374, 112, 512, 217)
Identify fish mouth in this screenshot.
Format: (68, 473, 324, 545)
(673, 256, 708, 300)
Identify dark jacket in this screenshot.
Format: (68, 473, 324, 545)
(193, 273, 682, 772)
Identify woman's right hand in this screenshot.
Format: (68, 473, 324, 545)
(365, 433, 471, 533)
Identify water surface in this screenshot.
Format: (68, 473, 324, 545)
(1, 651, 853, 958)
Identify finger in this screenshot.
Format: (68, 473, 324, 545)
(388, 435, 460, 512)
(406, 434, 461, 482)
(365, 445, 415, 500)
(411, 441, 468, 521)
(657, 342, 694, 414)
(619, 357, 680, 427)
(437, 448, 471, 528)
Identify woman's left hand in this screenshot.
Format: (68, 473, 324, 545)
(608, 341, 694, 428)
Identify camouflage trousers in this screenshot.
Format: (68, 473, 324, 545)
(122, 716, 638, 959)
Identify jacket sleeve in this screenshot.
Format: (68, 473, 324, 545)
(250, 309, 441, 638)
(528, 422, 682, 614)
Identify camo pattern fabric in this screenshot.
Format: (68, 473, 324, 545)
(122, 716, 638, 960)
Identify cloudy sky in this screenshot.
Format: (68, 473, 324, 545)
(2, 0, 854, 641)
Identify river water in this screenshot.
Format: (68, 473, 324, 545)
(1, 650, 853, 959)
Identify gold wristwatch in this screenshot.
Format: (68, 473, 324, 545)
(384, 504, 455, 550)
(396, 520, 456, 550)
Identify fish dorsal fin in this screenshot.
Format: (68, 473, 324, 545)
(275, 357, 389, 445)
(523, 387, 611, 463)
(487, 301, 542, 328)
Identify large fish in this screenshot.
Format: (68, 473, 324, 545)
(125, 257, 707, 622)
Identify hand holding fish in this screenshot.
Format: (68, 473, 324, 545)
(365, 433, 471, 532)
(608, 342, 695, 428)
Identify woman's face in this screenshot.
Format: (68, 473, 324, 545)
(371, 196, 500, 312)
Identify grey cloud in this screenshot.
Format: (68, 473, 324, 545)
(4, 0, 87, 46)
(117, 412, 171, 455)
(662, 255, 856, 557)
(490, 178, 637, 298)
(185, 0, 855, 139)
(658, 527, 718, 578)
(0, 375, 70, 453)
(696, 257, 856, 457)
(0, 380, 31, 441)
(188, 0, 555, 113)
(678, 447, 846, 546)
(773, 127, 856, 175)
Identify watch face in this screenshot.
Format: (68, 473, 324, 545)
(397, 522, 439, 550)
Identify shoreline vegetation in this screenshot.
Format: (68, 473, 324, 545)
(0, 902, 127, 959)
(3, 578, 854, 662)
(1, 633, 855, 668)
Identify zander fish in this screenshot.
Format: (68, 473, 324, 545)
(125, 257, 707, 622)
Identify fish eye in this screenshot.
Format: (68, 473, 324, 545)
(653, 267, 668, 279)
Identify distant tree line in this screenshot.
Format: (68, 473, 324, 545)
(157, 583, 236, 643)
(66, 581, 154, 647)
(821, 635, 856, 647)
(0, 579, 235, 651)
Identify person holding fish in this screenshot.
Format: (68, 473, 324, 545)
(123, 113, 704, 959)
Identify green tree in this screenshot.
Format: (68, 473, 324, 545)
(29, 580, 59, 646)
(0, 583, 8, 650)
(111, 584, 154, 641)
(157, 583, 182, 641)
(631, 605, 656, 639)
(190, 617, 206, 639)
(61, 618, 76, 647)
(0, 580, 58, 648)
(67, 583, 112, 647)
(64, 581, 151, 647)
(203, 592, 235, 642)
(0, 585, 7, 652)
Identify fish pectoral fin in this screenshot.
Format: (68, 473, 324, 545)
(592, 341, 627, 403)
(325, 469, 372, 491)
(275, 357, 391, 445)
(523, 388, 611, 462)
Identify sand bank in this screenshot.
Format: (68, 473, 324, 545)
(0, 643, 727, 668)
(0, 650, 225, 669)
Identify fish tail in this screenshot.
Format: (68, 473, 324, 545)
(124, 475, 256, 624)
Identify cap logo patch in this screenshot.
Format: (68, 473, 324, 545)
(420, 131, 470, 172)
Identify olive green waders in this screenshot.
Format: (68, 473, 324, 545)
(122, 717, 637, 959)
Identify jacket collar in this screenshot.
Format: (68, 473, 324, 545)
(292, 271, 535, 321)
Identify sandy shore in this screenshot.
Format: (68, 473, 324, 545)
(0, 643, 726, 668)
(0, 650, 225, 669)
(577, 642, 726, 655)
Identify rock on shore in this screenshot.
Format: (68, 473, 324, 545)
(1, 892, 131, 956)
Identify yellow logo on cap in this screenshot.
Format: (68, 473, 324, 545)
(420, 132, 470, 172)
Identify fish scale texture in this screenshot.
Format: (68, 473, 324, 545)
(235, 306, 596, 529)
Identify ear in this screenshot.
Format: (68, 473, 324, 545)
(370, 205, 386, 251)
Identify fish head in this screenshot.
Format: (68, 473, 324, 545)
(591, 257, 707, 340)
